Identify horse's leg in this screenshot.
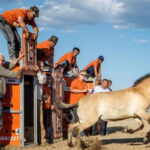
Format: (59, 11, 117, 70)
(124, 116, 144, 134)
(72, 121, 98, 148)
(68, 122, 79, 147)
(137, 111, 150, 143)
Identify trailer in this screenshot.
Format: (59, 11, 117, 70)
(0, 30, 38, 146)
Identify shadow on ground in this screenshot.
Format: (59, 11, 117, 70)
(102, 137, 143, 145)
(107, 126, 124, 134)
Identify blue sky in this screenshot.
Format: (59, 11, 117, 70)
(0, 0, 150, 90)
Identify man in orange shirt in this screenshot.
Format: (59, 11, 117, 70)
(37, 35, 58, 67)
(83, 56, 104, 80)
(54, 47, 80, 76)
(0, 6, 39, 60)
(64, 71, 89, 104)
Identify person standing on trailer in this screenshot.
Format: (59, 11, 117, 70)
(0, 6, 39, 61)
(54, 47, 80, 77)
(37, 35, 58, 67)
(83, 56, 104, 81)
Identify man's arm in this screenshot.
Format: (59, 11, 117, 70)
(32, 26, 39, 39)
(94, 64, 102, 80)
(9, 52, 25, 70)
(54, 55, 66, 68)
(64, 86, 87, 93)
(94, 64, 98, 77)
(17, 16, 29, 32)
(0, 66, 22, 79)
(33, 26, 39, 33)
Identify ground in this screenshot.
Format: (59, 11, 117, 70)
(3, 119, 150, 150)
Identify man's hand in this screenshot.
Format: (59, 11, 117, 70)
(53, 63, 58, 68)
(96, 74, 102, 81)
(33, 27, 39, 40)
(11, 51, 25, 65)
(18, 51, 25, 61)
(51, 105, 55, 110)
(33, 33, 38, 40)
(33, 65, 39, 72)
(16, 67, 25, 79)
(13, 22, 20, 27)
(25, 31, 30, 39)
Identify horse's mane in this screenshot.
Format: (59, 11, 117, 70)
(133, 73, 150, 87)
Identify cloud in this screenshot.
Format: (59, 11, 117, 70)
(38, 0, 150, 30)
(113, 25, 129, 29)
(136, 39, 149, 44)
(39, 0, 125, 29)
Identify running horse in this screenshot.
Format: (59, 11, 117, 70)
(55, 73, 150, 146)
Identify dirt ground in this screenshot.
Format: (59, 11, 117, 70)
(3, 119, 150, 150)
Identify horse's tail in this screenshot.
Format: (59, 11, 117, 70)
(54, 100, 79, 123)
(53, 100, 78, 110)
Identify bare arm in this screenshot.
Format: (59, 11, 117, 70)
(32, 26, 39, 39)
(0, 66, 22, 79)
(64, 86, 87, 93)
(9, 52, 25, 69)
(17, 16, 29, 32)
(94, 64, 102, 79)
(94, 65, 98, 77)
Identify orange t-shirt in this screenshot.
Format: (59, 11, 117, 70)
(0, 8, 36, 27)
(37, 40, 54, 58)
(37, 40, 54, 61)
(55, 51, 76, 66)
(68, 77, 88, 104)
(83, 59, 100, 72)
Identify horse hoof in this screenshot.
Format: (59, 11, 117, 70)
(143, 137, 149, 144)
(80, 140, 90, 148)
(68, 142, 74, 147)
(123, 128, 134, 134)
(127, 129, 134, 134)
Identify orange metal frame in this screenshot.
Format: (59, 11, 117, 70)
(0, 30, 37, 146)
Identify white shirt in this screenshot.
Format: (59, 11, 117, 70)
(92, 85, 110, 93)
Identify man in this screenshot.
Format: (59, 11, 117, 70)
(0, 6, 39, 60)
(83, 56, 104, 80)
(64, 70, 89, 104)
(0, 53, 24, 129)
(37, 35, 58, 67)
(54, 47, 80, 76)
(63, 70, 90, 137)
(36, 36, 58, 143)
(92, 79, 110, 93)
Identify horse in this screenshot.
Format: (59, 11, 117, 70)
(54, 73, 150, 147)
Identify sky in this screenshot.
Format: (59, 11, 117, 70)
(0, 0, 150, 90)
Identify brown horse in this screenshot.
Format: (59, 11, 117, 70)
(55, 73, 150, 146)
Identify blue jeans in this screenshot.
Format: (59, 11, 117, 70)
(86, 66, 95, 77)
(0, 16, 21, 59)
